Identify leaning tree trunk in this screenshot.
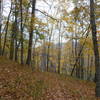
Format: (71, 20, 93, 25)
(90, 0, 100, 97)
(26, 0, 36, 65)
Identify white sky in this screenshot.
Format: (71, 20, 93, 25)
(2, 0, 74, 44)
(3, 0, 11, 16)
(3, 0, 74, 16)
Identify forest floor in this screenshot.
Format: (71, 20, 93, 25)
(0, 57, 96, 100)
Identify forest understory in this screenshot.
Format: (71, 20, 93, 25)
(0, 57, 96, 100)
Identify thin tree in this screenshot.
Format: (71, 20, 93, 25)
(26, 0, 36, 65)
(0, 0, 2, 55)
(58, 21, 62, 74)
(90, 0, 100, 97)
(14, 0, 19, 61)
(9, 22, 15, 60)
(20, 0, 24, 64)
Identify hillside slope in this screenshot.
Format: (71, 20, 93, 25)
(0, 57, 96, 100)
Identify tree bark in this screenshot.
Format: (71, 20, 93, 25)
(20, 0, 24, 64)
(14, 0, 19, 61)
(90, 0, 100, 97)
(9, 22, 15, 60)
(58, 21, 61, 74)
(26, 0, 36, 65)
(0, 0, 2, 55)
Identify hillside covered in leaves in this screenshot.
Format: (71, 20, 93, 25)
(0, 57, 96, 100)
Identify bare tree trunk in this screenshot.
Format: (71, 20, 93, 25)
(0, 0, 2, 55)
(80, 53, 84, 79)
(14, 0, 19, 61)
(90, 0, 100, 97)
(9, 22, 15, 60)
(20, 0, 24, 64)
(58, 21, 61, 74)
(26, 0, 36, 65)
(46, 44, 50, 72)
(87, 54, 90, 80)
